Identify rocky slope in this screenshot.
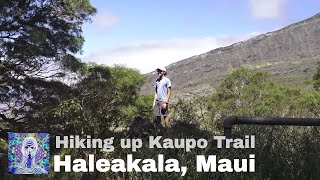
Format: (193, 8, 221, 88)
(141, 13, 320, 98)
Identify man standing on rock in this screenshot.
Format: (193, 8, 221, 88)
(153, 67, 172, 128)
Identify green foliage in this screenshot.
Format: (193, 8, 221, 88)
(121, 94, 154, 122)
(1, 61, 319, 179)
(207, 68, 320, 128)
(168, 68, 320, 179)
(171, 95, 209, 127)
(313, 63, 320, 90)
(53, 65, 146, 136)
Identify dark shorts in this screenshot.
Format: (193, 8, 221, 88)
(154, 101, 168, 116)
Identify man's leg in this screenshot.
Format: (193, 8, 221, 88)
(164, 116, 169, 128)
(155, 116, 161, 127)
(154, 101, 161, 129)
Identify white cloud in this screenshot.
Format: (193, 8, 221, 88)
(82, 33, 260, 74)
(248, 0, 289, 19)
(92, 13, 119, 30)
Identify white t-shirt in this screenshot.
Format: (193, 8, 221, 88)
(155, 76, 171, 102)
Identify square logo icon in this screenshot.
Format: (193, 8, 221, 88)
(8, 133, 50, 174)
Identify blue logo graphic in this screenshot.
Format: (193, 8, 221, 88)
(8, 133, 50, 174)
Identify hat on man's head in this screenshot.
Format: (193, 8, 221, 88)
(157, 67, 166, 72)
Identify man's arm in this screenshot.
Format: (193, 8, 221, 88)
(153, 92, 157, 108)
(166, 87, 171, 104)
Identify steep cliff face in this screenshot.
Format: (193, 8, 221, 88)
(142, 13, 320, 97)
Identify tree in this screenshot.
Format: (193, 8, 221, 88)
(53, 65, 146, 136)
(0, 0, 96, 131)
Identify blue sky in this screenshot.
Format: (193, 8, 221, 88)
(80, 0, 320, 73)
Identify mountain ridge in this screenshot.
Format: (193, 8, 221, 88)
(141, 13, 320, 98)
